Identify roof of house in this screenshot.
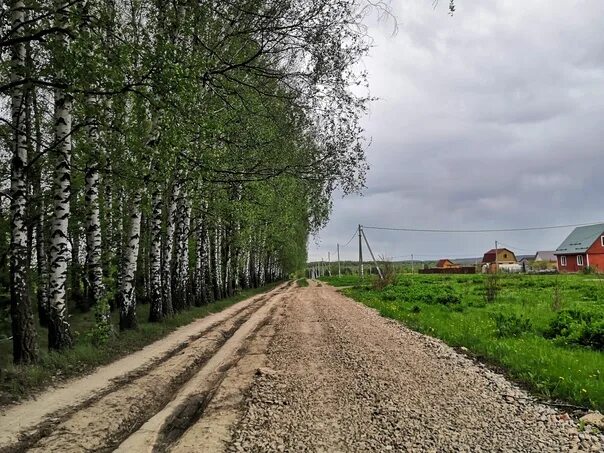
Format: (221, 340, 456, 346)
(555, 224, 604, 255)
(481, 248, 516, 263)
(534, 251, 557, 262)
(436, 259, 455, 267)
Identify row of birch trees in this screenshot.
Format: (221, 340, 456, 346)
(0, 0, 372, 364)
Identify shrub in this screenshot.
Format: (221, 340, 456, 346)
(381, 290, 397, 301)
(544, 309, 604, 350)
(583, 266, 597, 275)
(580, 286, 599, 301)
(484, 273, 499, 303)
(545, 309, 602, 338)
(581, 320, 604, 350)
(410, 304, 421, 313)
(435, 293, 461, 305)
(492, 312, 533, 338)
(372, 259, 397, 290)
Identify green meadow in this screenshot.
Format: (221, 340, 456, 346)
(321, 273, 604, 410)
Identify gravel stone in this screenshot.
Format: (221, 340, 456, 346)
(227, 282, 603, 452)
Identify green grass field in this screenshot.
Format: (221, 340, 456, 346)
(0, 283, 279, 404)
(320, 273, 604, 410)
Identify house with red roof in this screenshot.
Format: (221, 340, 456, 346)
(435, 259, 459, 269)
(554, 224, 604, 272)
(481, 248, 517, 265)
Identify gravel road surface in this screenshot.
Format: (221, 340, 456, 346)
(228, 281, 603, 452)
(1, 280, 601, 452)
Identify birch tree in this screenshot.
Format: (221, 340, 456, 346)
(9, 0, 38, 364)
(119, 190, 142, 330)
(47, 2, 74, 351)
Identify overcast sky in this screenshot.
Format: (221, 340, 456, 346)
(308, 0, 604, 263)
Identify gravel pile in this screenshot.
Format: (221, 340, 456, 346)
(228, 284, 603, 452)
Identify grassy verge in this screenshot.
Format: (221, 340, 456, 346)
(296, 278, 309, 287)
(321, 274, 604, 410)
(0, 283, 280, 404)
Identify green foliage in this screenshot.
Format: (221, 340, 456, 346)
(492, 312, 533, 338)
(484, 273, 500, 302)
(545, 309, 604, 350)
(296, 278, 309, 287)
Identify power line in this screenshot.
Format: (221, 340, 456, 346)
(496, 241, 537, 253)
(361, 220, 604, 233)
(341, 229, 358, 247)
(388, 253, 483, 259)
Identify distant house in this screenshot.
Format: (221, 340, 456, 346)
(555, 224, 604, 272)
(518, 256, 532, 266)
(481, 248, 519, 273)
(534, 251, 557, 263)
(435, 259, 459, 268)
(481, 248, 517, 265)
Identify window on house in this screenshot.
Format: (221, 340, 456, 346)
(561, 256, 567, 266)
(504, 254, 507, 258)
(601, 235, 604, 247)
(577, 255, 584, 266)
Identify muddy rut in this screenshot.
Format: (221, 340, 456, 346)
(0, 283, 292, 453)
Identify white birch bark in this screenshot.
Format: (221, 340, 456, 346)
(119, 191, 142, 330)
(84, 109, 108, 330)
(9, 0, 38, 363)
(174, 195, 191, 309)
(194, 210, 211, 306)
(48, 3, 73, 349)
(35, 201, 49, 327)
(148, 189, 162, 321)
(213, 220, 223, 300)
(161, 180, 179, 316)
(202, 215, 214, 303)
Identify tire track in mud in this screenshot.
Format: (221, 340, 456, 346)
(1, 282, 292, 453)
(115, 288, 293, 453)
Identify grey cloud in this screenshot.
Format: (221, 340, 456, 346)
(309, 0, 604, 262)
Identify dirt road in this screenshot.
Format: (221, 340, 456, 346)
(1, 281, 602, 452)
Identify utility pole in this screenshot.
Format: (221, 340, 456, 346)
(337, 243, 341, 277)
(328, 251, 332, 276)
(495, 240, 498, 273)
(361, 228, 383, 279)
(358, 224, 364, 278)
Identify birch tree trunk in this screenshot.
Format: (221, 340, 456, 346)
(172, 195, 191, 310)
(171, 187, 186, 312)
(32, 88, 49, 328)
(71, 226, 84, 310)
(47, 1, 74, 350)
(9, 0, 38, 364)
(85, 157, 108, 331)
(148, 189, 163, 321)
(119, 191, 142, 330)
(203, 218, 214, 304)
(35, 199, 49, 327)
(210, 220, 222, 301)
(48, 78, 74, 349)
(161, 181, 179, 316)
(194, 208, 212, 306)
(102, 161, 112, 278)
(112, 187, 124, 312)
